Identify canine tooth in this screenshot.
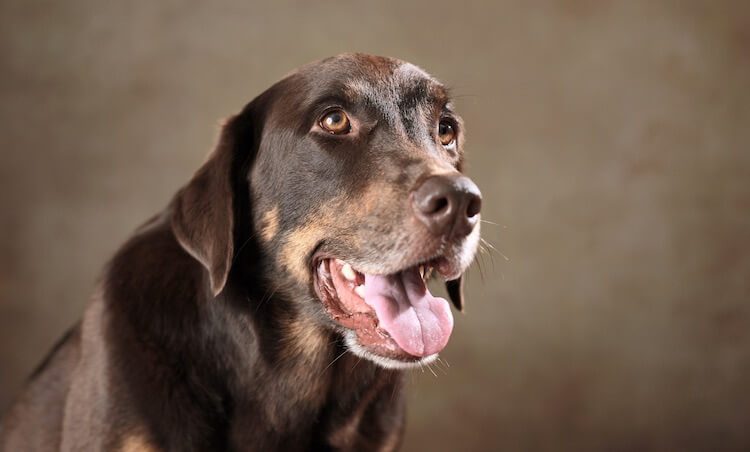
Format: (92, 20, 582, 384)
(341, 263, 356, 281)
(354, 285, 366, 298)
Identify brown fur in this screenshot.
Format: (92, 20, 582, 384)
(259, 206, 280, 243)
(0, 53, 477, 451)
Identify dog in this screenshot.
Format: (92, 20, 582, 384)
(0, 53, 482, 451)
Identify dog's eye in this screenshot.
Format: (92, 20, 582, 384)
(319, 109, 351, 135)
(438, 119, 456, 146)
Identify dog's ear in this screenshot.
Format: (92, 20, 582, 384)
(171, 110, 256, 296)
(446, 277, 464, 312)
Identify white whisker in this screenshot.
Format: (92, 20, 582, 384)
(253, 288, 277, 312)
(320, 349, 348, 375)
(480, 237, 510, 261)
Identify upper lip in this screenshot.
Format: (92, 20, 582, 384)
(310, 238, 450, 279)
(312, 251, 448, 282)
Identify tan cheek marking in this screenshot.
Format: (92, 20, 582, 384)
(119, 433, 159, 452)
(278, 185, 397, 284)
(261, 322, 331, 419)
(278, 196, 349, 283)
(282, 317, 330, 364)
(280, 222, 326, 284)
(349, 180, 398, 217)
(259, 206, 280, 242)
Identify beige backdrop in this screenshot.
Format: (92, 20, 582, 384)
(1, 1, 749, 450)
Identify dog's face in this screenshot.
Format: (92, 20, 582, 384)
(173, 54, 481, 369)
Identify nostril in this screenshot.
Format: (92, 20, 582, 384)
(429, 196, 449, 215)
(466, 196, 482, 218)
(412, 174, 481, 238)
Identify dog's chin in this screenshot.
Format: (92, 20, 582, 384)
(312, 238, 476, 369)
(343, 331, 440, 369)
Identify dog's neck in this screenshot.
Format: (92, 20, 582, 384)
(105, 219, 405, 449)
(209, 258, 406, 447)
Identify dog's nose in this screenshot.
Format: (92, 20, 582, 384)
(411, 174, 482, 239)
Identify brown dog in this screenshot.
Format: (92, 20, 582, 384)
(0, 53, 482, 451)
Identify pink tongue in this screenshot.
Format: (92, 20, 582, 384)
(363, 267, 454, 357)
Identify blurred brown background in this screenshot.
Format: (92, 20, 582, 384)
(1, 1, 749, 450)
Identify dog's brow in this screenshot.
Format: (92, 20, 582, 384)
(395, 63, 449, 98)
(342, 79, 447, 134)
(394, 62, 432, 82)
(305, 82, 356, 106)
(343, 79, 378, 102)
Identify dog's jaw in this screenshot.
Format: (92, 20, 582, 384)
(343, 331, 440, 370)
(312, 225, 480, 370)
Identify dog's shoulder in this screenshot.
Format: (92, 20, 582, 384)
(0, 324, 81, 451)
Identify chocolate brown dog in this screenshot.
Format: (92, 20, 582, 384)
(0, 53, 481, 451)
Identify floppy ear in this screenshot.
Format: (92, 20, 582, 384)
(171, 112, 254, 296)
(446, 277, 464, 312)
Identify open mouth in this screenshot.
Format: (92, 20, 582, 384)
(314, 256, 454, 365)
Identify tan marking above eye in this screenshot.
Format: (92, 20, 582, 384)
(319, 109, 351, 134)
(438, 119, 456, 146)
(259, 206, 280, 243)
(119, 432, 159, 452)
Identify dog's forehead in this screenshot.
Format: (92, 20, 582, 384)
(341, 60, 438, 97)
(288, 54, 450, 113)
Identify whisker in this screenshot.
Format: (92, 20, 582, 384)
(488, 246, 497, 268)
(478, 243, 506, 282)
(232, 232, 257, 264)
(320, 349, 348, 375)
(254, 288, 277, 312)
(475, 255, 485, 282)
(479, 242, 495, 268)
(451, 93, 479, 100)
(484, 243, 497, 270)
(480, 219, 505, 227)
(480, 237, 510, 262)
(434, 360, 449, 375)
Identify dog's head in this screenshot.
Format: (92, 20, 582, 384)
(172, 54, 481, 369)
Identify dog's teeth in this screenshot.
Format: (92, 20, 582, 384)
(418, 265, 425, 278)
(341, 263, 356, 282)
(354, 285, 366, 298)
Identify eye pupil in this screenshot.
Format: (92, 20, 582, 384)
(320, 109, 350, 134)
(438, 120, 456, 146)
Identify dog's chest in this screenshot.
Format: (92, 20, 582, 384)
(229, 357, 404, 451)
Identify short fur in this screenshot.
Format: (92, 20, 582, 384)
(0, 53, 478, 451)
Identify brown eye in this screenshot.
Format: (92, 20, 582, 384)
(320, 109, 351, 134)
(438, 119, 456, 146)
